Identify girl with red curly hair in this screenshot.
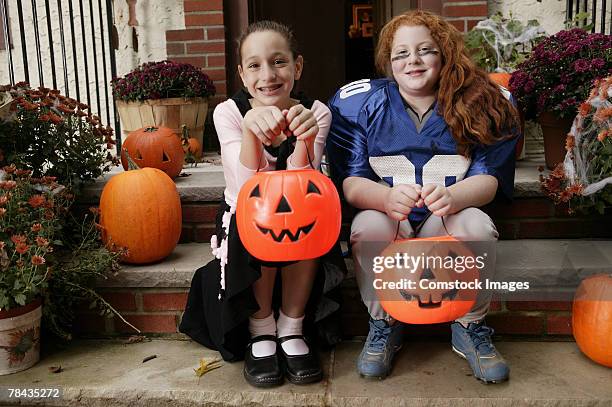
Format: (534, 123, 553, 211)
(327, 10, 520, 383)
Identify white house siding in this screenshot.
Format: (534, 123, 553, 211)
(489, 0, 611, 35)
(0, 0, 184, 129)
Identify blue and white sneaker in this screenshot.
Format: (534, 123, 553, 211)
(357, 318, 404, 379)
(451, 321, 509, 383)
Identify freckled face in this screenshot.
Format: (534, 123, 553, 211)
(238, 31, 303, 109)
(390, 25, 442, 99)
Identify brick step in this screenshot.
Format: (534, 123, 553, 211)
(78, 240, 612, 338)
(79, 158, 612, 241)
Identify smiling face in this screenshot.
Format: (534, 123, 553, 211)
(235, 170, 342, 262)
(238, 30, 303, 109)
(390, 25, 442, 101)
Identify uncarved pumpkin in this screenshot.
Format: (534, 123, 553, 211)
(236, 169, 341, 262)
(489, 72, 525, 160)
(377, 236, 480, 324)
(181, 124, 202, 162)
(120, 126, 185, 178)
(572, 274, 612, 367)
(184, 137, 202, 160)
(489, 72, 511, 89)
(99, 167, 182, 264)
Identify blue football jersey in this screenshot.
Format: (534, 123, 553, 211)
(326, 78, 518, 225)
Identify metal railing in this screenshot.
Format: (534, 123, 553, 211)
(0, 0, 121, 150)
(566, 0, 612, 33)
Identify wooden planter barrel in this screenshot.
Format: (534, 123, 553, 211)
(116, 97, 209, 150)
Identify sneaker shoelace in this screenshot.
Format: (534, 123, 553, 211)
(467, 325, 496, 355)
(367, 323, 393, 353)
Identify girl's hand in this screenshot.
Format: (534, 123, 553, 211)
(243, 106, 287, 146)
(284, 104, 318, 141)
(421, 184, 454, 217)
(384, 184, 422, 221)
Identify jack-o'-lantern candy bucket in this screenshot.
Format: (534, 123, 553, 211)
(236, 169, 341, 262)
(376, 236, 480, 324)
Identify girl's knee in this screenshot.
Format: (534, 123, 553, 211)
(451, 207, 498, 241)
(350, 210, 396, 244)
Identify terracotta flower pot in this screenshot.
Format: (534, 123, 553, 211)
(0, 299, 42, 375)
(538, 111, 573, 169)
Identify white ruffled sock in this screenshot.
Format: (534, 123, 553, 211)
(249, 313, 276, 358)
(277, 310, 309, 356)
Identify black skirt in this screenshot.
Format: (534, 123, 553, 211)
(179, 200, 347, 362)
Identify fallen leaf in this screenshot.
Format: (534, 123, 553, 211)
(124, 335, 146, 344)
(178, 172, 191, 177)
(194, 357, 222, 377)
(48, 365, 62, 373)
(142, 355, 157, 363)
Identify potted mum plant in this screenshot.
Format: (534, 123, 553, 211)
(509, 28, 612, 169)
(540, 76, 612, 214)
(0, 83, 118, 190)
(0, 169, 67, 374)
(0, 85, 136, 356)
(111, 60, 216, 156)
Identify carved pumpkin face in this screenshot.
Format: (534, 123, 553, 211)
(236, 169, 341, 262)
(120, 126, 185, 179)
(377, 236, 479, 324)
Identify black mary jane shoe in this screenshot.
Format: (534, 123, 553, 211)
(243, 335, 284, 387)
(278, 335, 323, 385)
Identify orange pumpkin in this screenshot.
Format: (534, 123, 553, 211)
(489, 72, 525, 159)
(181, 124, 202, 162)
(120, 126, 184, 178)
(377, 236, 480, 324)
(572, 274, 612, 367)
(489, 72, 511, 89)
(236, 169, 341, 262)
(99, 166, 182, 264)
(185, 137, 202, 160)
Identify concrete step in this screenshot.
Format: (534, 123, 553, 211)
(79, 156, 546, 204)
(80, 159, 227, 204)
(0, 338, 610, 406)
(99, 240, 612, 290)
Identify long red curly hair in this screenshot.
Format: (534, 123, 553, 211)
(375, 10, 520, 154)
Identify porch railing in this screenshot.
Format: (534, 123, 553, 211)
(0, 0, 121, 151)
(566, 0, 612, 33)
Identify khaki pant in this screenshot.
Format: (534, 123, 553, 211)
(350, 208, 498, 324)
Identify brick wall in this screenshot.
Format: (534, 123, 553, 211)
(482, 198, 612, 240)
(165, 0, 227, 107)
(442, 0, 488, 32)
(75, 287, 574, 337)
(75, 289, 188, 335)
(180, 204, 219, 243)
(176, 197, 612, 244)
